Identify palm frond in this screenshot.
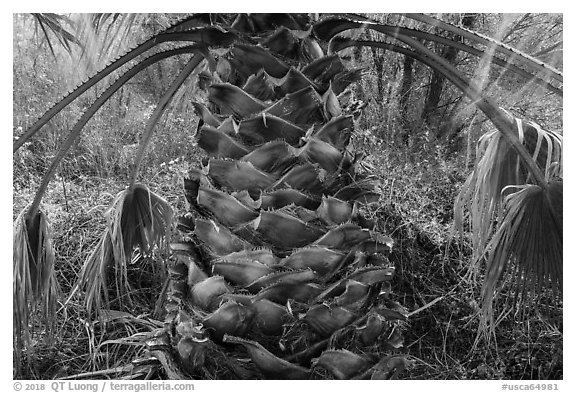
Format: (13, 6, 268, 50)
(13, 207, 59, 364)
(402, 13, 563, 83)
(454, 111, 563, 338)
(454, 113, 562, 262)
(76, 184, 173, 315)
(479, 181, 562, 333)
(451, 111, 562, 340)
(111, 184, 173, 258)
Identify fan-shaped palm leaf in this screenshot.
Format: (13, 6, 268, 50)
(75, 184, 173, 315)
(453, 113, 562, 328)
(13, 207, 59, 367)
(479, 181, 562, 336)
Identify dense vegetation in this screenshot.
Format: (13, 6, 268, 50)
(13, 13, 562, 380)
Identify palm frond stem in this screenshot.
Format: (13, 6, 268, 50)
(325, 28, 548, 188)
(129, 53, 204, 187)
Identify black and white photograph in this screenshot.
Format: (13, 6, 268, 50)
(11, 8, 565, 386)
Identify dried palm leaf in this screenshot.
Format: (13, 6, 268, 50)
(75, 184, 173, 315)
(203, 301, 255, 341)
(480, 181, 562, 332)
(193, 218, 249, 256)
(212, 259, 273, 287)
(190, 275, 231, 311)
(245, 269, 318, 293)
(249, 299, 291, 335)
(279, 246, 345, 276)
(223, 335, 311, 379)
(238, 113, 306, 145)
(13, 207, 59, 361)
(312, 349, 371, 379)
(454, 116, 562, 263)
(304, 303, 357, 337)
(254, 282, 324, 305)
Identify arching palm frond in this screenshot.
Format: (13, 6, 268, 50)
(454, 114, 562, 336)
